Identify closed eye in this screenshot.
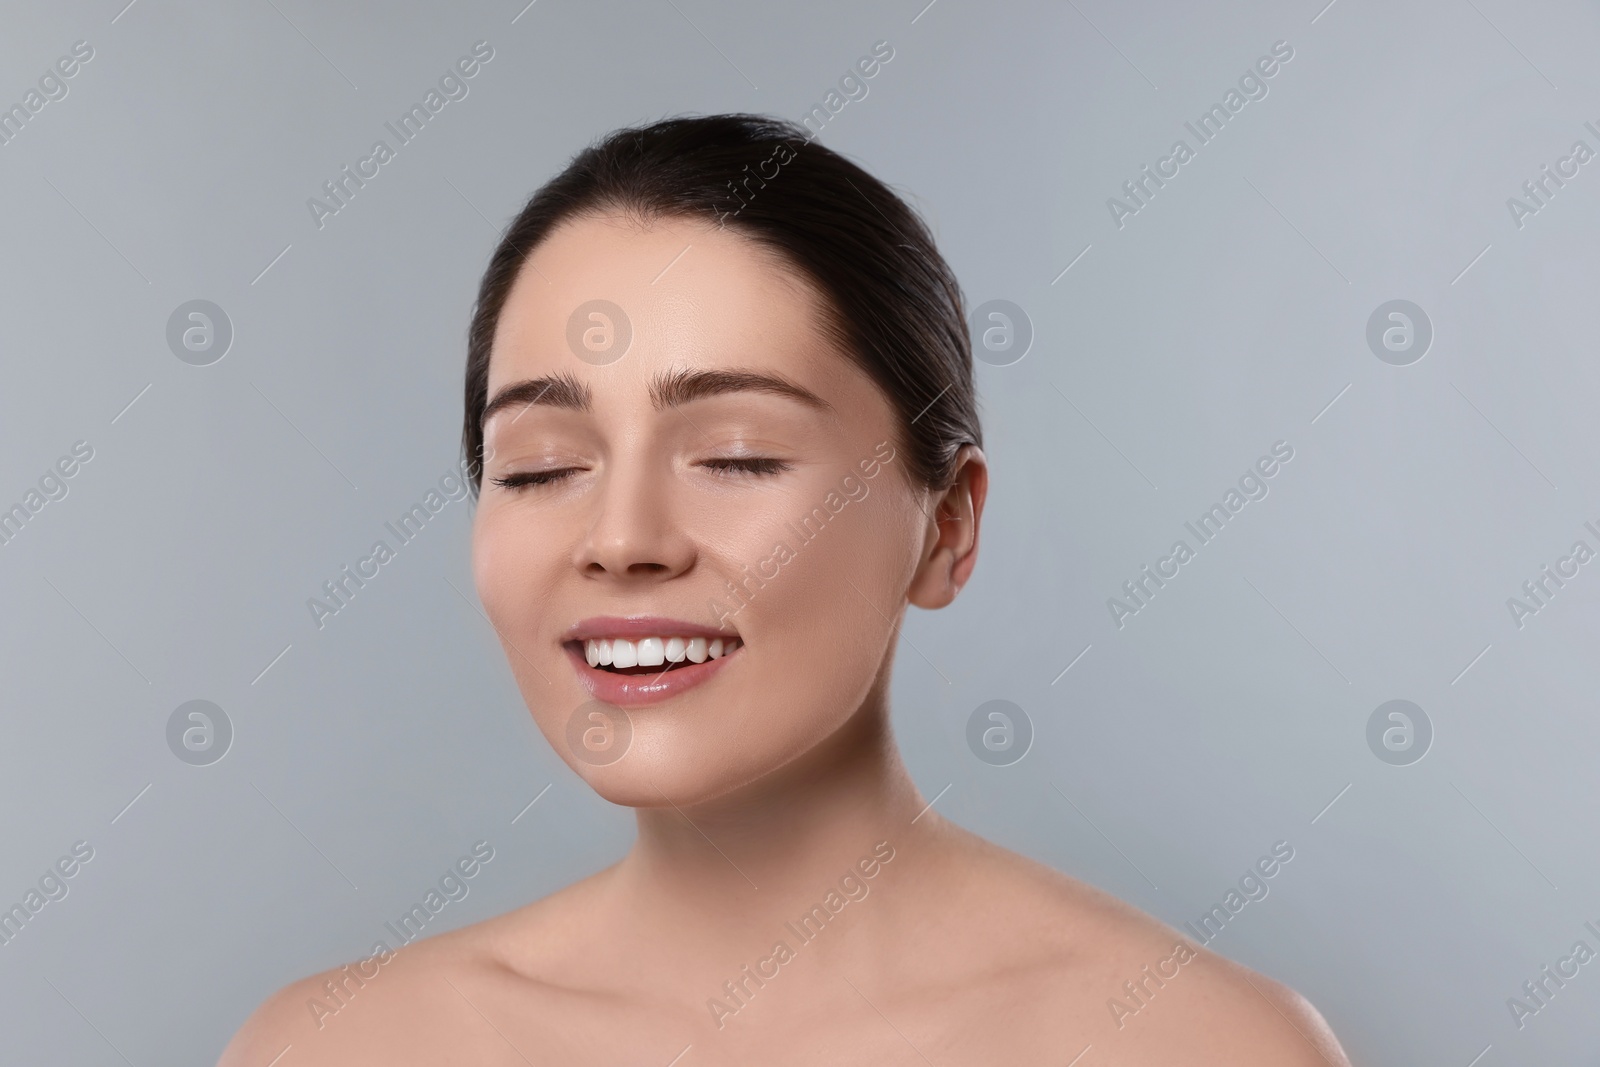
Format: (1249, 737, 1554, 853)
(491, 458, 788, 490)
(491, 468, 579, 490)
(700, 457, 790, 476)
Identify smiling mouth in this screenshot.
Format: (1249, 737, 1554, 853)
(575, 635, 744, 676)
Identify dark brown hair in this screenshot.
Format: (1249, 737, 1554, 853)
(462, 113, 981, 492)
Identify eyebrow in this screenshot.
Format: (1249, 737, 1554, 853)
(481, 367, 832, 427)
(481, 373, 589, 425)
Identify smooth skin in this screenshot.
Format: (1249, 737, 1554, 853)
(220, 214, 1352, 1066)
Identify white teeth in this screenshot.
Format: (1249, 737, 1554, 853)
(582, 635, 740, 669)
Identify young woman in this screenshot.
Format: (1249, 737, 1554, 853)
(221, 114, 1351, 1065)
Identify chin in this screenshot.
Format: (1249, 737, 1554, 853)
(529, 680, 867, 811)
(575, 752, 750, 809)
(544, 715, 765, 809)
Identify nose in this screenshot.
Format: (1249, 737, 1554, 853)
(575, 456, 696, 582)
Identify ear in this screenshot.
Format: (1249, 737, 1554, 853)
(908, 445, 987, 610)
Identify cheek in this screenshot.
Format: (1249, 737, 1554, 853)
(472, 505, 558, 642)
(702, 491, 918, 776)
(473, 506, 581, 747)
(744, 489, 919, 675)
(471, 509, 512, 615)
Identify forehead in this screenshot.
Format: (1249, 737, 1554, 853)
(488, 213, 841, 392)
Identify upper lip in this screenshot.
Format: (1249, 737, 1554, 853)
(563, 616, 740, 642)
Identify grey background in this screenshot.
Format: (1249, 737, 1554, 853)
(2, 0, 1596, 1062)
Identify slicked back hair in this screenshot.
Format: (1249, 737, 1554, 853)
(462, 113, 981, 495)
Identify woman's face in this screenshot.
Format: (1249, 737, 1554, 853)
(472, 213, 942, 806)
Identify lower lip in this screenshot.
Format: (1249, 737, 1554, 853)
(565, 643, 740, 707)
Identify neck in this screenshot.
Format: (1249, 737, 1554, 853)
(614, 693, 937, 913)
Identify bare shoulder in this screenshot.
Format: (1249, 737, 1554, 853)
(929, 826, 1352, 1066)
(214, 933, 485, 1066)
(215, 964, 361, 1067)
(1180, 956, 1353, 1067)
(215, 877, 605, 1067)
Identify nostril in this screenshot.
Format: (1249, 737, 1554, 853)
(583, 561, 673, 577)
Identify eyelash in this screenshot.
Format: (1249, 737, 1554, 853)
(490, 469, 574, 490)
(702, 456, 790, 477)
(490, 457, 790, 491)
